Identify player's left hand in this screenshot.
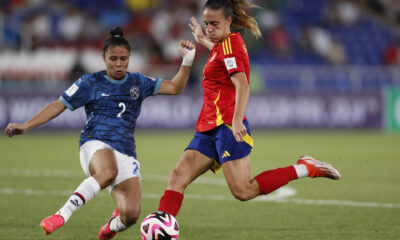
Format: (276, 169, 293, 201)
(189, 17, 206, 43)
(189, 17, 214, 50)
(232, 121, 247, 142)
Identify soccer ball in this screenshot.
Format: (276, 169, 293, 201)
(140, 211, 179, 240)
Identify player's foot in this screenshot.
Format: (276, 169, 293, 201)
(98, 209, 119, 240)
(40, 214, 65, 235)
(297, 155, 341, 180)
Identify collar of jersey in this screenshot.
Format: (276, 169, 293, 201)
(216, 32, 238, 45)
(104, 73, 128, 84)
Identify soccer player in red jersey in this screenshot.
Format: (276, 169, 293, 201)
(157, 0, 341, 218)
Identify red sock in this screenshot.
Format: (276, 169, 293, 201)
(254, 166, 298, 195)
(158, 190, 184, 217)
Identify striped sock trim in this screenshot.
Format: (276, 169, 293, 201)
(73, 192, 86, 205)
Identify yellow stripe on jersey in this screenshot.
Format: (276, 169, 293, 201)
(228, 37, 232, 54)
(221, 38, 232, 55)
(222, 40, 227, 55)
(213, 91, 224, 126)
(225, 124, 254, 147)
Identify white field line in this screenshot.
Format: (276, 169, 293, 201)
(1, 188, 399, 209)
(1, 169, 400, 209)
(0, 169, 226, 185)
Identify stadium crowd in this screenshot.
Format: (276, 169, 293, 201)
(0, 0, 400, 85)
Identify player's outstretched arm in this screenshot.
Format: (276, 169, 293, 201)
(4, 99, 66, 137)
(189, 17, 214, 51)
(158, 40, 196, 95)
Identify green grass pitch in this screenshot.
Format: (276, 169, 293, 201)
(1, 130, 399, 239)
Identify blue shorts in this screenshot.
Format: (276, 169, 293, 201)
(186, 120, 254, 173)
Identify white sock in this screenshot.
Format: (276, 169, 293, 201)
(57, 176, 101, 222)
(293, 164, 309, 178)
(109, 216, 128, 232)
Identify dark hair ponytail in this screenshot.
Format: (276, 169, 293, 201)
(102, 27, 132, 54)
(205, 0, 262, 38)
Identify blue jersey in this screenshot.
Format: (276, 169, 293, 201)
(59, 70, 162, 158)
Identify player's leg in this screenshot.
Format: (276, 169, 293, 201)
(111, 177, 141, 228)
(217, 121, 301, 200)
(98, 150, 141, 240)
(158, 149, 214, 216)
(98, 178, 141, 240)
(223, 156, 340, 200)
(254, 154, 341, 196)
(222, 155, 299, 200)
(40, 141, 117, 235)
(221, 156, 259, 201)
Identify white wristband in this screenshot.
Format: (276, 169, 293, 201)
(182, 48, 196, 66)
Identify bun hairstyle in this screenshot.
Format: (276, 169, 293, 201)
(110, 27, 124, 38)
(102, 27, 132, 54)
(205, 0, 262, 39)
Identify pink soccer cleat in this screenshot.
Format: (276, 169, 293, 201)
(297, 155, 341, 180)
(40, 214, 65, 235)
(98, 209, 119, 240)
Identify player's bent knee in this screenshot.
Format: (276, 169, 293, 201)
(120, 207, 140, 226)
(96, 168, 118, 187)
(123, 215, 139, 227)
(230, 186, 257, 201)
(231, 191, 252, 201)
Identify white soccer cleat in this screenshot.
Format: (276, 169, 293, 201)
(297, 155, 341, 180)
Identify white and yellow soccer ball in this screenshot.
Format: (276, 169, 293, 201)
(140, 211, 179, 240)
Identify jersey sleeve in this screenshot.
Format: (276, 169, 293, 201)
(59, 76, 91, 111)
(138, 73, 162, 99)
(221, 35, 247, 76)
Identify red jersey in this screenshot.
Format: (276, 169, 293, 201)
(196, 32, 250, 132)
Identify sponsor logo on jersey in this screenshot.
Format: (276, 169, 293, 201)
(101, 93, 110, 97)
(65, 84, 79, 97)
(224, 57, 237, 70)
(130, 86, 140, 100)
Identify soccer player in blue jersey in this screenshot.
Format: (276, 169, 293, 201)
(4, 27, 196, 240)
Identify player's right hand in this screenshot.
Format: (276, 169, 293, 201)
(179, 40, 196, 66)
(4, 123, 25, 138)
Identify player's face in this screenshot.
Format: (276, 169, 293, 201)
(203, 8, 232, 43)
(102, 46, 130, 80)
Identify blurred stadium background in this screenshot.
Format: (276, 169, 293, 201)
(1, 0, 400, 131)
(1, 1, 400, 239)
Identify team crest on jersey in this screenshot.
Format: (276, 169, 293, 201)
(130, 86, 140, 99)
